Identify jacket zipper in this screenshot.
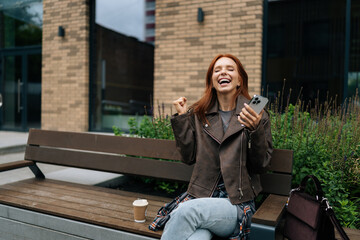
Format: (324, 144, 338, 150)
(238, 149, 243, 200)
(210, 173, 222, 197)
(204, 126, 244, 199)
(238, 131, 249, 200)
(203, 127, 222, 197)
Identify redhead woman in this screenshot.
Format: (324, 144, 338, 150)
(153, 54, 273, 240)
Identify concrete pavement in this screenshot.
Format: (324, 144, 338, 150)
(0, 131, 28, 154)
(0, 130, 124, 187)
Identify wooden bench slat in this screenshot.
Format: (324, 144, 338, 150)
(0, 187, 136, 221)
(27, 178, 172, 203)
(25, 146, 193, 182)
(0, 179, 164, 238)
(28, 129, 182, 161)
(0, 194, 161, 238)
(28, 129, 293, 175)
(335, 228, 360, 240)
(0, 160, 34, 172)
(252, 194, 288, 226)
(26, 180, 168, 208)
(8, 180, 165, 210)
(1, 183, 161, 216)
(260, 173, 292, 196)
(268, 149, 293, 173)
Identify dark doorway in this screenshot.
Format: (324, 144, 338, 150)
(0, 47, 41, 130)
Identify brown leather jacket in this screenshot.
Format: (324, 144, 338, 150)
(171, 95, 273, 204)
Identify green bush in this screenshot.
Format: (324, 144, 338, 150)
(269, 90, 360, 229)
(113, 92, 360, 229)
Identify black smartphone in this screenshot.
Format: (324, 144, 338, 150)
(248, 95, 269, 114)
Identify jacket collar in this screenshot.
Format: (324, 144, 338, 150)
(206, 94, 248, 114)
(204, 95, 249, 143)
(203, 100, 223, 143)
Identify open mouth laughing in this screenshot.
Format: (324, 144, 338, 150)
(218, 78, 231, 86)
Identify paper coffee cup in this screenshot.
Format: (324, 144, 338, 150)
(133, 199, 148, 223)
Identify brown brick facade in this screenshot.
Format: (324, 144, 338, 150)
(41, 0, 90, 131)
(154, 0, 264, 113)
(41, 0, 264, 131)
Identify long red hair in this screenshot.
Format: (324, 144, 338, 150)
(191, 54, 251, 124)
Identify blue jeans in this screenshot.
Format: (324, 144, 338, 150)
(161, 198, 238, 240)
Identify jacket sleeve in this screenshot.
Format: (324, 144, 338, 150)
(170, 112, 197, 165)
(246, 110, 273, 173)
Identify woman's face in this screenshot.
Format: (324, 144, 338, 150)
(211, 57, 241, 96)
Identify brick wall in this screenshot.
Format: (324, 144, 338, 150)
(42, 0, 90, 131)
(154, 0, 264, 114)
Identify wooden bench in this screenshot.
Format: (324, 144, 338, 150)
(0, 129, 293, 240)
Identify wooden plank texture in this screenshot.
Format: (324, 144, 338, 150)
(260, 173, 292, 196)
(0, 160, 34, 172)
(25, 146, 193, 182)
(252, 194, 288, 226)
(0, 179, 166, 238)
(28, 130, 293, 174)
(28, 129, 181, 161)
(268, 149, 293, 173)
(335, 228, 360, 240)
(27, 130, 293, 184)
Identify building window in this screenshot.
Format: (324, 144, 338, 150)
(0, 0, 42, 131)
(0, 0, 42, 48)
(348, 0, 360, 97)
(265, 0, 348, 104)
(90, 0, 155, 132)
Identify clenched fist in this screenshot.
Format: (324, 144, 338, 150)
(173, 97, 187, 115)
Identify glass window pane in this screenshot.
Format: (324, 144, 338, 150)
(0, 0, 43, 48)
(348, 0, 360, 98)
(91, 0, 155, 132)
(96, 0, 145, 41)
(2, 55, 22, 129)
(266, 0, 346, 105)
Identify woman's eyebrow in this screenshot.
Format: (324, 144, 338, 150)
(214, 65, 235, 69)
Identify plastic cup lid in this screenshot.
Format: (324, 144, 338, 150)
(133, 199, 148, 206)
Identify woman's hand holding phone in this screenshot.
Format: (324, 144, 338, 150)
(238, 103, 263, 130)
(237, 95, 268, 130)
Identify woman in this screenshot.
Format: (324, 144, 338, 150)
(160, 54, 273, 239)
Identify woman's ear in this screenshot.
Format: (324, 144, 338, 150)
(237, 78, 241, 88)
(238, 77, 243, 87)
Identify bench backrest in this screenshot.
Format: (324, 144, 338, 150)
(25, 129, 293, 196)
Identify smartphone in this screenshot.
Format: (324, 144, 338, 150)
(248, 95, 269, 114)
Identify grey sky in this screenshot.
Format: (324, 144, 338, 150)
(96, 0, 145, 41)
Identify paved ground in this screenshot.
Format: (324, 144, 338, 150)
(0, 131, 28, 154)
(0, 131, 124, 187)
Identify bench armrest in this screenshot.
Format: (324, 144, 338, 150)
(252, 194, 288, 227)
(0, 160, 34, 172)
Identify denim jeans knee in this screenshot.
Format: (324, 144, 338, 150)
(161, 198, 238, 240)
